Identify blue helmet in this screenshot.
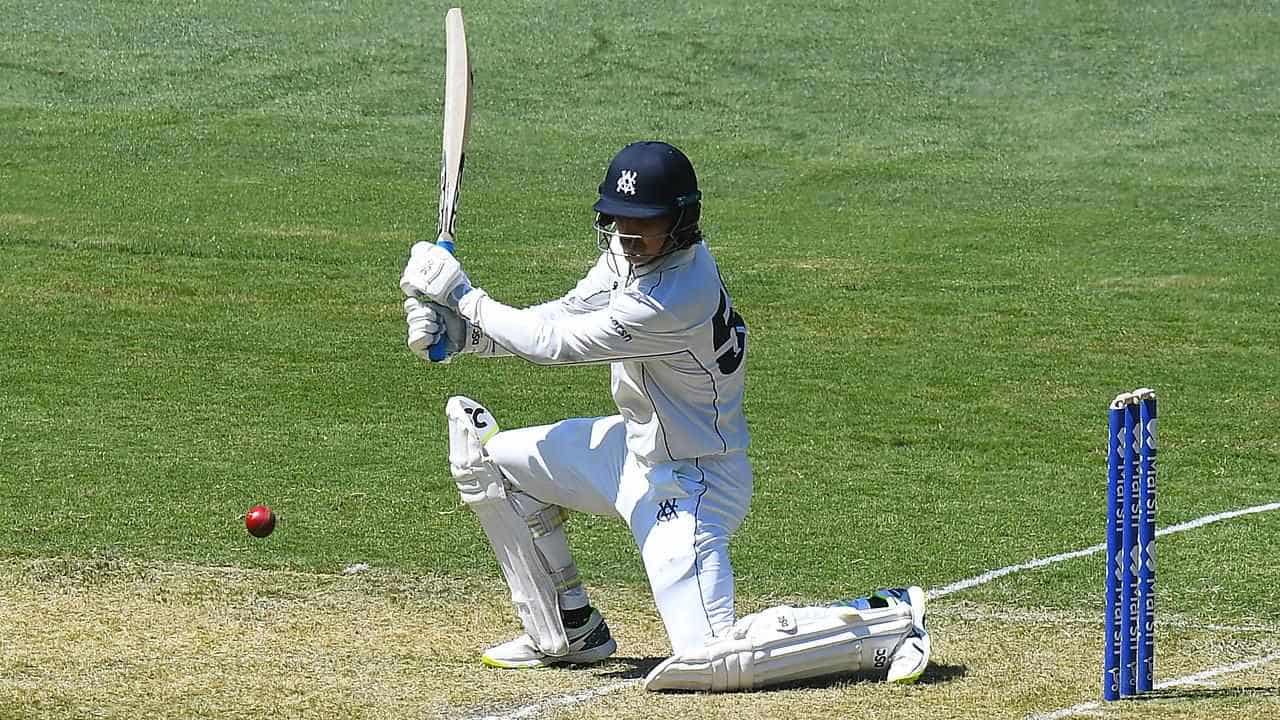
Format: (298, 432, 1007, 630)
(593, 141, 702, 220)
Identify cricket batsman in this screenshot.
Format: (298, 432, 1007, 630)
(398, 141, 931, 691)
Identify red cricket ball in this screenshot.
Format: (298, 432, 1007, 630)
(245, 504, 276, 538)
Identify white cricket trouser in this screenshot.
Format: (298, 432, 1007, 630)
(485, 415, 753, 655)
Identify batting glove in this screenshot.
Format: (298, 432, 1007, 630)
(405, 298, 496, 363)
(399, 241, 473, 310)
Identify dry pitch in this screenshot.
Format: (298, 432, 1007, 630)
(4, 2, 1279, 719)
(3, 558, 1277, 720)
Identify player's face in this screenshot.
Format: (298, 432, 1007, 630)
(614, 216, 672, 264)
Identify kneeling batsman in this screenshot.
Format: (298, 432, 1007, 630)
(398, 245, 931, 691)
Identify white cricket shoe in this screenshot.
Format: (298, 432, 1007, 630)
(481, 608, 617, 669)
(885, 586, 931, 684)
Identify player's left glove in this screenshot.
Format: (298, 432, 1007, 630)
(400, 241, 473, 310)
(404, 298, 496, 362)
(405, 297, 452, 362)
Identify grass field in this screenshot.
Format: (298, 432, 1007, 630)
(2, 1, 1279, 718)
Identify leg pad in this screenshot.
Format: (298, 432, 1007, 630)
(447, 396, 568, 656)
(644, 598, 915, 692)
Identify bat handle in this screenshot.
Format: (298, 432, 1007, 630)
(426, 237, 457, 363)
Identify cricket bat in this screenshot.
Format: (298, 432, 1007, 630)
(428, 7, 473, 362)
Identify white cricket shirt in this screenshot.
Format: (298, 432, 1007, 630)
(457, 242, 749, 464)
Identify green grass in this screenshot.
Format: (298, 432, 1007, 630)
(2, 0, 1280, 715)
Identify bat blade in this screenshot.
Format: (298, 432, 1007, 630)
(427, 7, 473, 362)
(437, 6, 472, 251)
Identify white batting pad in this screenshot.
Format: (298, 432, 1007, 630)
(643, 600, 914, 692)
(446, 396, 568, 657)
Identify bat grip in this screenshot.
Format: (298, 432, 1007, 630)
(426, 238, 457, 363)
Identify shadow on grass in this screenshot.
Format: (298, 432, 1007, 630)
(593, 656, 663, 680)
(918, 662, 969, 685)
(593, 659, 969, 687)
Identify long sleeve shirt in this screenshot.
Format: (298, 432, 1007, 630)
(457, 243, 749, 465)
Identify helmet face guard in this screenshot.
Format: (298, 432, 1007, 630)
(593, 205, 701, 258)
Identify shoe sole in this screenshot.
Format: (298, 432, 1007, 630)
(481, 654, 545, 669)
(891, 667, 926, 684)
(481, 636, 618, 669)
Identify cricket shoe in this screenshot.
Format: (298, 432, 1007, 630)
(883, 586, 931, 684)
(481, 607, 617, 669)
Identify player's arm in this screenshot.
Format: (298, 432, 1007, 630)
(457, 287, 690, 365)
(464, 254, 616, 359)
(399, 244, 617, 362)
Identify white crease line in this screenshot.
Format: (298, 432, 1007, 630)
(929, 501, 1280, 599)
(470, 501, 1280, 720)
(1028, 649, 1280, 720)
(927, 544, 1104, 600)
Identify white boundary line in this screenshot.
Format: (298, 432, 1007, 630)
(466, 501, 1280, 720)
(1029, 649, 1280, 720)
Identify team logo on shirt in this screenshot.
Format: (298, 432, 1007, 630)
(616, 170, 638, 196)
(656, 499, 679, 522)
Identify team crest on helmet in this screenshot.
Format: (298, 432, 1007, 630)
(616, 170, 638, 196)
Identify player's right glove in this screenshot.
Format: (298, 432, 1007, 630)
(403, 298, 496, 363)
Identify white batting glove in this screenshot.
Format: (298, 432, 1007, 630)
(404, 298, 493, 362)
(404, 297, 448, 362)
(399, 241, 473, 310)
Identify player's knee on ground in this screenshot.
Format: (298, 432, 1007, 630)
(643, 597, 917, 692)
